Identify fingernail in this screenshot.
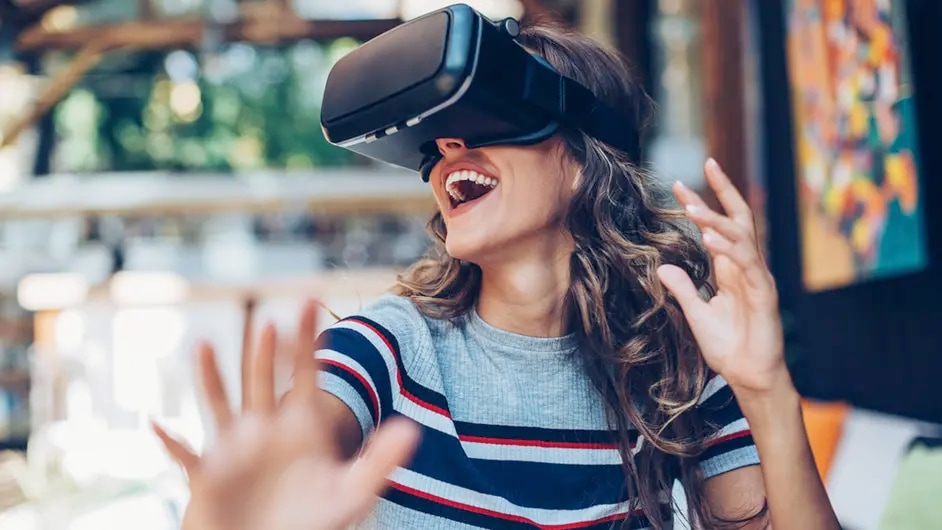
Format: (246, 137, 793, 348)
(685, 204, 700, 215)
(707, 158, 720, 170)
(675, 180, 688, 189)
(702, 229, 717, 244)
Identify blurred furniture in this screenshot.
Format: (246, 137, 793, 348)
(802, 399, 849, 481)
(878, 436, 942, 530)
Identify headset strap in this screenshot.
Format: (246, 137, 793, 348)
(522, 60, 642, 162)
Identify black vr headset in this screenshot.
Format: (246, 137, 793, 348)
(320, 3, 640, 181)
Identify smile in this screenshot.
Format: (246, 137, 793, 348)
(444, 170, 499, 209)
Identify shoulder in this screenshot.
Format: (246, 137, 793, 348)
(347, 292, 426, 327)
(326, 293, 440, 359)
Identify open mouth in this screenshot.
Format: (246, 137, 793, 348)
(445, 170, 498, 209)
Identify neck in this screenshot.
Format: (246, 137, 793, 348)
(475, 237, 573, 338)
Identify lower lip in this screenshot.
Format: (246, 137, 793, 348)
(449, 187, 497, 216)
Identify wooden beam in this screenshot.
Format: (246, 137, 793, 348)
(697, 0, 751, 213)
(16, 15, 401, 53)
(519, 0, 554, 22)
(0, 40, 111, 149)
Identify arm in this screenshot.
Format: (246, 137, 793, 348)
(734, 376, 837, 529)
(701, 377, 837, 529)
(660, 158, 839, 530)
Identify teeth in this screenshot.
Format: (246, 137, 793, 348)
(445, 169, 498, 203)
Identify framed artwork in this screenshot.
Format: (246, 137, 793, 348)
(783, 0, 927, 292)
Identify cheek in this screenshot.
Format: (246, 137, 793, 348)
(505, 174, 570, 223)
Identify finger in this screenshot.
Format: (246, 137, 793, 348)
(684, 203, 753, 246)
(702, 229, 772, 290)
(152, 421, 200, 476)
(290, 300, 322, 401)
(342, 417, 421, 511)
(248, 323, 278, 414)
(704, 158, 754, 224)
(656, 264, 710, 324)
(198, 342, 234, 431)
(672, 180, 710, 210)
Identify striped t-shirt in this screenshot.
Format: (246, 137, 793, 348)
(316, 294, 759, 529)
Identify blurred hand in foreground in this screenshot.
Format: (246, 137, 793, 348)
(153, 301, 420, 530)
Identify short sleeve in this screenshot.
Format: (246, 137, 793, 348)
(315, 294, 413, 442)
(696, 374, 761, 479)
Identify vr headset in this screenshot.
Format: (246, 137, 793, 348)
(320, 3, 640, 181)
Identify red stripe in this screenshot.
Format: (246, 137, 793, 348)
(388, 481, 642, 529)
(458, 435, 621, 450)
(320, 359, 380, 425)
(705, 429, 751, 447)
(349, 318, 452, 418)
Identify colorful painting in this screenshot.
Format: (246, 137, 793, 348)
(785, 0, 926, 292)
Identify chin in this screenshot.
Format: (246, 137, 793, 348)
(444, 233, 494, 264)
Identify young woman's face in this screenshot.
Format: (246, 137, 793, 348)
(428, 136, 578, 264)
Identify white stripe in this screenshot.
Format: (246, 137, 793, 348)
(332, 320, 399, 382)
(390, 466, 639, 527)
(708, 417, 750, 442)
(316, 348, 382, 419)
(396, 395, 458, 435)
(698, 375, 728, 404)
(461, 441, 624, 466)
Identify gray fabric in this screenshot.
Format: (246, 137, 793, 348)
(318, 294, 760, 529)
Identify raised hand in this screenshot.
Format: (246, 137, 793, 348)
(153, 302, 420, 530)
(657, 159, 788, 396)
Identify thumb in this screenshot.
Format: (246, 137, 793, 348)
(343, 418, 421, 513)
(657, 264, 709, 323)
(152, 421, 200, 477)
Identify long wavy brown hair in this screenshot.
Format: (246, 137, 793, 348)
(393, 18, 764, 530)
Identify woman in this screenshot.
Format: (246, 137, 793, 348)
(154, 20, 840, 530)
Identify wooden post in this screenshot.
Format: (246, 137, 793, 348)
(696, 0, 752, 213)
(613, 0, 654, 123)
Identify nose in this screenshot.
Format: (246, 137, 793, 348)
(435, 137, 467, 157)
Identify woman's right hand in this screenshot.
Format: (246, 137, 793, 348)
(153, 301, 421, 530)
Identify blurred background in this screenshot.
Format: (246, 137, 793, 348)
(0, 0, 939, 529)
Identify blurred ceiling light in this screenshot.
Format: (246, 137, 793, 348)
(41, 5, 79, 32)
(110, 271, 190, 306)
(399, 0, 524, 21)
(17, 273, 90, 311)
(169, 81, 203, 122)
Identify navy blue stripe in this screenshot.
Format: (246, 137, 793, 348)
(453, 420, 628, 445)
(700, 382, 734, 411)
(701, 434, 756, 462)
(700, 386, 744, 428)
(404, 425, 630, 510)
(321, 363, 378, 424)
(346, 315, 451, 413)
(384, 486, 654, 530)
(319, 327, 394, 420)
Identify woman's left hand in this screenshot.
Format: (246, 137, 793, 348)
(657, 158, 790, 398)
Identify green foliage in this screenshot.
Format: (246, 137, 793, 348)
(53, 38, 363, 173)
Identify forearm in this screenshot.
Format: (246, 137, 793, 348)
(735, 374, 841, 530)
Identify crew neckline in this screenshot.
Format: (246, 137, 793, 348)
(467, 307, 580, 354)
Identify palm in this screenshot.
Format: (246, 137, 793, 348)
(657, 159, 786, 394)
(154, 303, 419, 530)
